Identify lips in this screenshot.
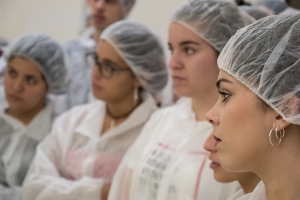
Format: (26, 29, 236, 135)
(92, 82, 102, 90)
(7, 94, 22, 102)
(213, 135, 222, 147)
(172, 75, 186, 84)
(93, 14, 106, 24)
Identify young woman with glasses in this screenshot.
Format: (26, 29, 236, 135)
(22, 21, 168, 200)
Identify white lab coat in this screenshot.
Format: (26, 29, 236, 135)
(23, 93, 157, 200)
(108, 97, 240, 200)
(0, 100, 55, 200)
(227, 188, 244, 200)
(237, 181, 265, 200)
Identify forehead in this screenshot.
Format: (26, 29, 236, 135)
(96, 39, 128, 67)
(168, 22, 204, 43)
(8, 57, 42, 75)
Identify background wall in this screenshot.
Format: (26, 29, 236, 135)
(0, 0, 242, 44)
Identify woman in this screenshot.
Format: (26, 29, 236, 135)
(206, 14, 300, 200)
(0, 33, 68, 199)
(204, 132, 260, 199)
(23, 21, 168, 200)
(108, 1, 254, 200)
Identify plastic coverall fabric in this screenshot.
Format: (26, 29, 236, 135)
(0, 100, 55, 200)
(51, 36, 96, 114)
(23, 93, 157, 200)
(227, 188, 245, 200)
(218, 14, 300, 125)
(108, 98, 240, 200)
(237, 181, 265, 200)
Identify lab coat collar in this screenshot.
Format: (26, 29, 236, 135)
(0, 99, 54, 141)
(102, 93, 157, 139)
(74, 93, 157, 140)
(175, 97, 197, 121)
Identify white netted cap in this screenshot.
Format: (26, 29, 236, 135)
(218, 14, 300, 125)
(6, 33, 69, 94)
(171, 0, 255, 53)
(100, 21, 168, 95)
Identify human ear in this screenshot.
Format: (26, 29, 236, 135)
(273, 94, 300, 130)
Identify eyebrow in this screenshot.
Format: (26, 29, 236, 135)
(180, 41, 199, 46)
(216, 78, 233, 89)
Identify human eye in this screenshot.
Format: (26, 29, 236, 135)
(168, 44, 174, 54)
(218, 91, 231, 103)
(184, 47, 195, 55)
(7, 68, 17, 78)
(26, 76, 37, 85)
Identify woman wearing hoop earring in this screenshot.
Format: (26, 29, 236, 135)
(22, 21, 168, 200)
(108, 1, 255, 200)
(206, 14, 300, 200)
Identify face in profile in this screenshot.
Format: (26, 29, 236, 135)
(87, 0, 125, 32)
(204, 132, 246, 182)
(206, 69, 277, 172)
(4, 57, 48, 114)
(91, 39, 140, 102)
(168, 22, 219, 98)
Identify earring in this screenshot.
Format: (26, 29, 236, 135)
(133, 87, 138, 105)
(269, 126, 285, 147)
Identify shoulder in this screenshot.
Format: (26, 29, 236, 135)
(54, 101, 105, 127)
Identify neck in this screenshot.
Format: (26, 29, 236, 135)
(256, 125, 300, 200)
(238, 172, 261, 194)
(191, 90, 218, 121)
(93, 29, 102, 44)
(6, 102, 46, 125)
(106, 91, 141, 120)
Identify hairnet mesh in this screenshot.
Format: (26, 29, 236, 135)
(239, 6, 269, 20)
(170, 0, 255, 53)
(218, 14, 300, 125)
(6, 33, 69, 94)
(100, 21, 168, 95)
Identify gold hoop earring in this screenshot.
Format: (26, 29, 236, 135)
(269, 126, 285, 147)
(133, 87, 138, 105)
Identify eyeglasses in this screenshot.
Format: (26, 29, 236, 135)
(86, 52, 130, 79)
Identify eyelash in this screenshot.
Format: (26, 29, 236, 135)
(184, 47, 195, 55)
(218, 91, 230, 103)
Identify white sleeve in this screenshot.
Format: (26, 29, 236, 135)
(0, 185, 22, 200)
(108, 111, 160, 200)
(22, 116, 104, 200)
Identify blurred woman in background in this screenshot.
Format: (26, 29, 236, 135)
(0, 33, 68, 200)
(23, 21, 168, 200)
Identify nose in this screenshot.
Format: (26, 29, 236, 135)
(204, 133, 217, 152)
(169, 52, 183, 71)
(206, 103, 220, 126)
(92, 66, 102, 80)
(12, 77, 24, 92)
(95, 0, 106, 10)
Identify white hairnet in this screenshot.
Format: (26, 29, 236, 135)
(218, 14, 300, 125)
(100, 21, 168, 95)
(170, 0, 255, 53)
(240, 5, 269, 20)
(6, 33, 69, 94)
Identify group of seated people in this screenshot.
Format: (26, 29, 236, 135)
(0, 0, 300, 200)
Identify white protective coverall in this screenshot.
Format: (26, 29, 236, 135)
(23, 93, 157, 200)
(0, 100, 55, 200)
(108, 98, 240, 200)
(237, 181, 265, 200)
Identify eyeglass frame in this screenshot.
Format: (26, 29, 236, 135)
(86, 52, 131, 79)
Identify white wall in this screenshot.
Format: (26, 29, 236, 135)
(0, 0, 241, 45)
(0, 0, 84, 43)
